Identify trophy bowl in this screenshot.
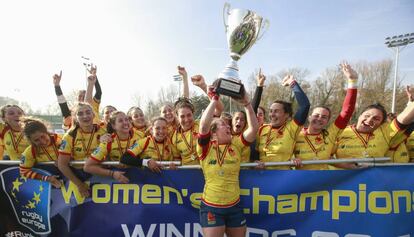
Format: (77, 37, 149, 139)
(215, 3, 269, 99)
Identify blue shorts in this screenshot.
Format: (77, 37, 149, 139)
(199, 201, 246, 228)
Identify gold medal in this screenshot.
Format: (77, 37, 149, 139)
(362, 150, 369, 158)
(191, 153, 197, 160)
(218, 169, 224, 176)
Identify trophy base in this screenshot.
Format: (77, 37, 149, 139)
(216, 78, 244, 99)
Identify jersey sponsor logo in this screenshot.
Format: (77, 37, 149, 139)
(208, 159, 217, 165)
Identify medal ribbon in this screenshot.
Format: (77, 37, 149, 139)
(10, 130, 24, 153)
(351, 125, 371, 149)
(303, 130, 320, 158)
(152, 136, 165, 161)
(116, 134, 131, 156)
(215, 142, 229, 167)
(265, 124, 286, 147)
(79, 126, 96, 156)
(180, 128, 194, 154)
(41, 137, 59, 161)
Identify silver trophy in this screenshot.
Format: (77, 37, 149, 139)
(216, 3, 269, 99)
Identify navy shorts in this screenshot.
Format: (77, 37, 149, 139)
(199, 201, 246, 228)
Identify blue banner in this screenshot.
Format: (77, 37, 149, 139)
(1, 165, 414, 237)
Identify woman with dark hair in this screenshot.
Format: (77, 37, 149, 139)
(256, 75, 310, 169)
(19, 118, 62, 188)
(171, 97, 200, 165)
(292, 63, 358, 170)
(127, 106, 148, 139)
(84, 111, 141, 183)
(120, 117, 171, 173)
(334, 96, 414, 168)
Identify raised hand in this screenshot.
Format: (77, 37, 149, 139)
(233, 88, 250, 106)
(86, 64, 97, 84)
(191, 75, 207, 88)
(340, 62, 358, 80)
(281, 75, 295, 87)
(257, 68, 266, 87)
(406, 85, 414, 102)
(178, 66, 187, 78)
(53, 70, 62, 86)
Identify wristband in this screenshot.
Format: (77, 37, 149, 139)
(57, 95, 67, 104)
(347, 79, 358, 89)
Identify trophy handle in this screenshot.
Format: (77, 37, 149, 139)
(257, 19, 270, 41)
(223, 2, 231, 32)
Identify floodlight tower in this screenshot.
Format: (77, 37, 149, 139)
(385, 33, 414, 113)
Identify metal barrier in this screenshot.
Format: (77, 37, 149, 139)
(0, 157, 393, 169)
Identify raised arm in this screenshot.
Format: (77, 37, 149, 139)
(251, 68, 266, 114)
(397, 100, 414, 125)
(94, 77, 102, 102)
(53, 71, 71, 119)
(238, 93, 259, 143)
(192, 75, 224, 117)
(334, 62, 358, 128)
(178, 66, 189, 98)
(85, 64, 97, 104)
(282, 75, 310, 125)
(200, 96, 219, 135)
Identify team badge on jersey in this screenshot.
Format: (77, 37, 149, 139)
(92, 147, 101, 155)
(59, 140, 67, 150)
(129, 142, 138, 150)
(207, 211, 216, 225)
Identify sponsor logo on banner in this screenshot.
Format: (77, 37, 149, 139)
(0, 167, 51, 235)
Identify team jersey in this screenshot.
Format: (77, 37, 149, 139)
(385, 142, 409, 163)
(91, 132, 140, 162)
(127, 136, 173, 161)
(1, 125, 29, 161)
(256, 120, 302, 170)
(294, 125, 343, 170)
(335, 120, 405, 159)
(197, 133, 249, 207)
(58, 125, 107, 161)
(405, 132, 414, 162)
(132, 126, 148, 140)
(171, 121, 200, 165)
(19, 134, 61, 179)
(166, 123, 177, 139)
(232, 135, 250, 163)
